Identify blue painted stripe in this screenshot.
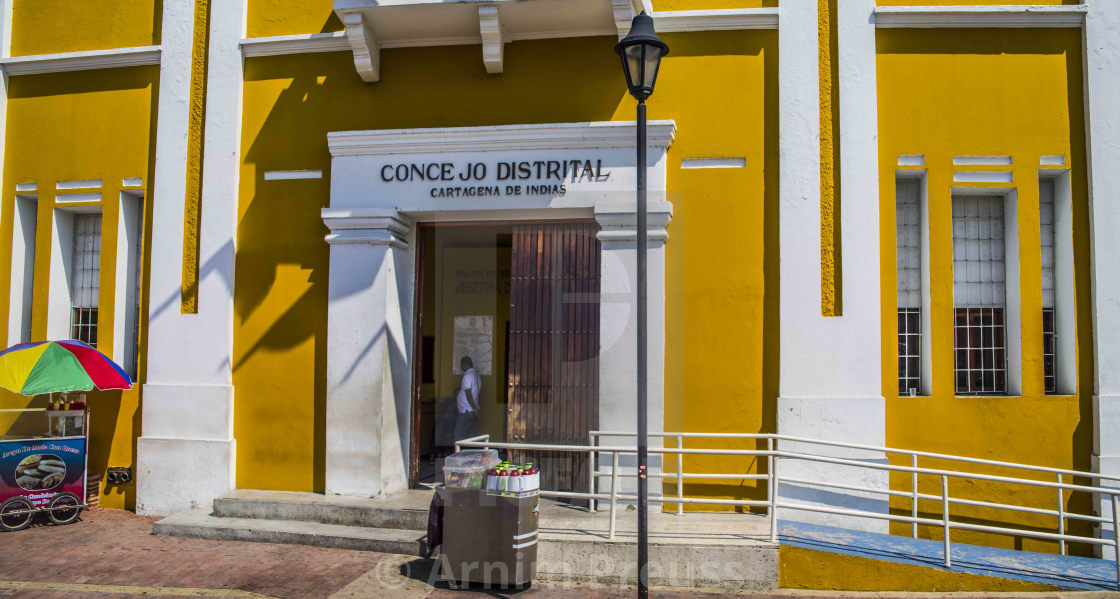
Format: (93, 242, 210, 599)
(779, 520, 1116, 590)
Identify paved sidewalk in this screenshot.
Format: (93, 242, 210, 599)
(0, 509, 1118, 599)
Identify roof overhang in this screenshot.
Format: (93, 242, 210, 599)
(333, 0, 647, 81)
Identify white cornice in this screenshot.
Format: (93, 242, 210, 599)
(328, 121, 677, 156)
(322, 209, 412, 246)
(595, 201, 673, 242)
(240, 32, 350, 57)
(242, 6, 776, 60)
(0, 45, 161, 75)
(874, 5, 1087, 29)
(654, 8, 779, 32)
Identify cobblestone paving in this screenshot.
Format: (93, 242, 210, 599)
(0, 509, 1115, 599)
(0, 508, 386, 599)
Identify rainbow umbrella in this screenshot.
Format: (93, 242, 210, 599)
(0, 340, 132, 396)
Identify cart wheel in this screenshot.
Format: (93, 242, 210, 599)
(0, 497, 35, 532)
(47, 493, 82, 525)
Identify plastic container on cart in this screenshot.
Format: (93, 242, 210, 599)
(442, 449, 500, 489)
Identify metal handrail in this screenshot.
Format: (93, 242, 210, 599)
(593, 431, 1120, 483)
(455, 432, 1120, 589)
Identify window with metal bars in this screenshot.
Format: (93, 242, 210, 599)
(898, 309, 921, 395)
(1043, 308, 1056, 394)
(897, 179, 922, 396)
(952, 196, 1007, 395)
(1040, 180, 1058, 394)
(69, 214, 101, 347)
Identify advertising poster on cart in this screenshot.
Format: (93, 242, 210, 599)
(0, 437, 85, 505)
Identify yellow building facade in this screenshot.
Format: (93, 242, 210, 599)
(2, 0, 1120, 581)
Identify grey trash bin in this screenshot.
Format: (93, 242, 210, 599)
(437, 486, 539, 588)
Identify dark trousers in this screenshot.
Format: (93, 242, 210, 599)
(453, 411, 478, 443)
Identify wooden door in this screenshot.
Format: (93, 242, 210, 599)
(507, 222, 600, 493)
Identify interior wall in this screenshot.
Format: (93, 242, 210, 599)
(423, 225, 512, 450)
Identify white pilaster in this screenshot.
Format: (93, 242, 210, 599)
(0, 0, 12, 341)
(594, 200, 671, 497)
(1085, 0, 1120, 559)
(322, 209, 414, 497)
(776, 0, 887, 532)
(136, 0, 244, 515)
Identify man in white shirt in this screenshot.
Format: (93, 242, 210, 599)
(454, 356, 481, 442)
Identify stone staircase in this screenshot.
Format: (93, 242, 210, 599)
(155, 488, 779, 589)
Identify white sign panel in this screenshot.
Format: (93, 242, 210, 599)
(452, 315, 493, 376)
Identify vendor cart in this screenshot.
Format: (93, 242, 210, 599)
(0, 339, 134, 532)
(0, 405, 89, 531)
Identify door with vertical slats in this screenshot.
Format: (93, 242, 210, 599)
(507, 222, 600, 494)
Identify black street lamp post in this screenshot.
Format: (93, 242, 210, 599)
(615, 12, 668, 599)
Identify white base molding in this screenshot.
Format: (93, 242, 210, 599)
(136, 383, 235, 515)
(776, 395, 889, 533)
(136, 437, 235, 516)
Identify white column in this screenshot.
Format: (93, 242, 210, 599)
(593, 200, 671, 499)
(776, 0, 887, 532)
(1085, 0, 1120, 559)
(322, 209, 415, 497)
(136, 0, 244, 515)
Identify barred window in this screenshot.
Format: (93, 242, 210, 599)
(1040, 180, 1057, 394)
(953, 197, 1007, 395)
(897, 179, 922, 396)
(69, 214, 101, 347)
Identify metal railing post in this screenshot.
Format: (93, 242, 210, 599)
(589, 433, 598, 513)
(1056, 473, 1066, 555)
(912, 454, 919, 538)
(609, 450, 620, 540)
(942, 475, 951, 568)
(677, 434, 684, 516)
(769, 449, 779, 544)
(1112, 493, 1119, 591)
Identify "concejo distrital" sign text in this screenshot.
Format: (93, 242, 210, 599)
(378, 158, 612, 198)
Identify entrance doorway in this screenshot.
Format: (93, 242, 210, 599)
(410, 221, 601, 494)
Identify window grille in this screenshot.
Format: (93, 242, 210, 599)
(899, 309, 921, 395)
(69, 214, 101, 347)
(897, 179, 922, 395)
(952, 197, 1006, 395)
(1043, 308, 1056, 394)
(1040, 180, 1057, 394)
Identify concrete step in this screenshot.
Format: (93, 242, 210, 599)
(213, 489, 429, 531)
(156, 490, 779, 590)
(155, 508, 777, 590)
(154, 508, 428, 556)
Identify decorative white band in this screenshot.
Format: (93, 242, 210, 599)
(328, 121, 677, 156)
(874, 5, 1086, 29)
(1, 46, 161, 75)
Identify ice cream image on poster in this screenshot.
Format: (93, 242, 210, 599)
(15, 454, 66, 490)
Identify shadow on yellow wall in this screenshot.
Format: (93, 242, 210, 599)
(234, 31, 780, 501)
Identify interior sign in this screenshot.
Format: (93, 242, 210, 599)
(378, 159, 611, 198)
